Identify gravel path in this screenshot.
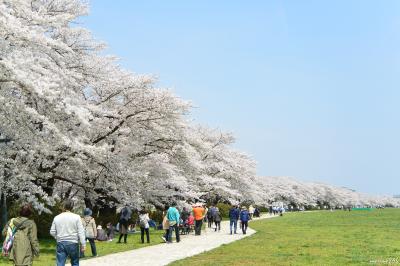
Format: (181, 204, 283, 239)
(78, 214, 275, 266)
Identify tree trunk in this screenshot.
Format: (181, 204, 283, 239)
(0, 190, 8, 241)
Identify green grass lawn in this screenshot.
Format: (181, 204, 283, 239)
(0, 229, 165, 266)
(171, 209, 400, 266)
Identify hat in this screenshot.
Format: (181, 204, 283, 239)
(241, 206, 247, 210)
(83, 208, 92, 216)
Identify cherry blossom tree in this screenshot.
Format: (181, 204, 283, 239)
(1, 0, 398, 219)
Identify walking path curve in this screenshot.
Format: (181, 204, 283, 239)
(79, 214, 276, 266)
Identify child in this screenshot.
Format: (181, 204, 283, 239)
(187, 213, 195, 233)
(162, 209, 170, 242)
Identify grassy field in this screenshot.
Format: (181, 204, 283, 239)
(0, 229, 165, 266)
(171, 209, 400, 266)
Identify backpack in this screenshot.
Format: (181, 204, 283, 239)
(2, 219, 28, 257)
(139, 215, 148, 228)
(83, 218, 94, 238)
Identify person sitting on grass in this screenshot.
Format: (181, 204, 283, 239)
(96, 225, 108, 241)
(187, 212, 195, 233)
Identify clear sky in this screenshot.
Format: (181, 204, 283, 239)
(83, 0, 400, 195)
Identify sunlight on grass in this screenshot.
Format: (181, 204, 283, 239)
(171, 209, 400, 266)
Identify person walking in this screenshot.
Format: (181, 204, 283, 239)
(161, 208, 170, 243)
(167, 203, 180, 243)
(239, 206, 250, 235)
(213, 207, 222, 232)
(138, 209, 150, 244)
(50, 200, 86, 266)
(279, 206, 285, 216)
(2, 204, 39, 266)
(248, 205, 255, 219)
(228, 205, 240, 234)
(80, 208, 97, 257)
(117, 205, 132, 243)
(206, 205, 214, 228)
(192, 203, 205, 235)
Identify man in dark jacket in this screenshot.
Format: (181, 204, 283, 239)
(228, 205, 240, 234)
(240, 206, 251, 234)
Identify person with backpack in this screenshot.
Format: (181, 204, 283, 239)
(50, 200, 86, 266)
(2, 204, 39, 266)
(213, 207, 222, 232)
(117, 205, 132, 243)
(80, 208, 97, 257)
(138, 209, 150, 244)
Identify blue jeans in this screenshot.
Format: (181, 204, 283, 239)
(56, 242, 79, 266)
(230, 220, 238, 234)
(167, 224, 180, 243)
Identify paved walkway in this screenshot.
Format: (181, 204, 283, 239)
(79, 214, 276, 266)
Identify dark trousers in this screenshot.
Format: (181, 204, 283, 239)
(241, 221, 248, 234)
(167, 224, 180, 243)
(118, 220, 128, 243)
(140, 227, 150, 243)
(56, 242, 79, 266)
(118, 234, 127, 243)
(80, 238, 97, 257)
(207, 217, 213, 228)
(194, 220, 203, 235)
(164, 229, 170, 242)
(214, 221, 221, 231)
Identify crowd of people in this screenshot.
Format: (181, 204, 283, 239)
(269, 205, 286, 216)
(2, 201, 263, 266)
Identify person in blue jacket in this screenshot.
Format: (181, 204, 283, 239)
(239, 206, 251, 234)
(228, 205, 240, 234)
(167, 202, 180, 243)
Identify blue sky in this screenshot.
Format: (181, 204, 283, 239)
(83, 0, 400, 195)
